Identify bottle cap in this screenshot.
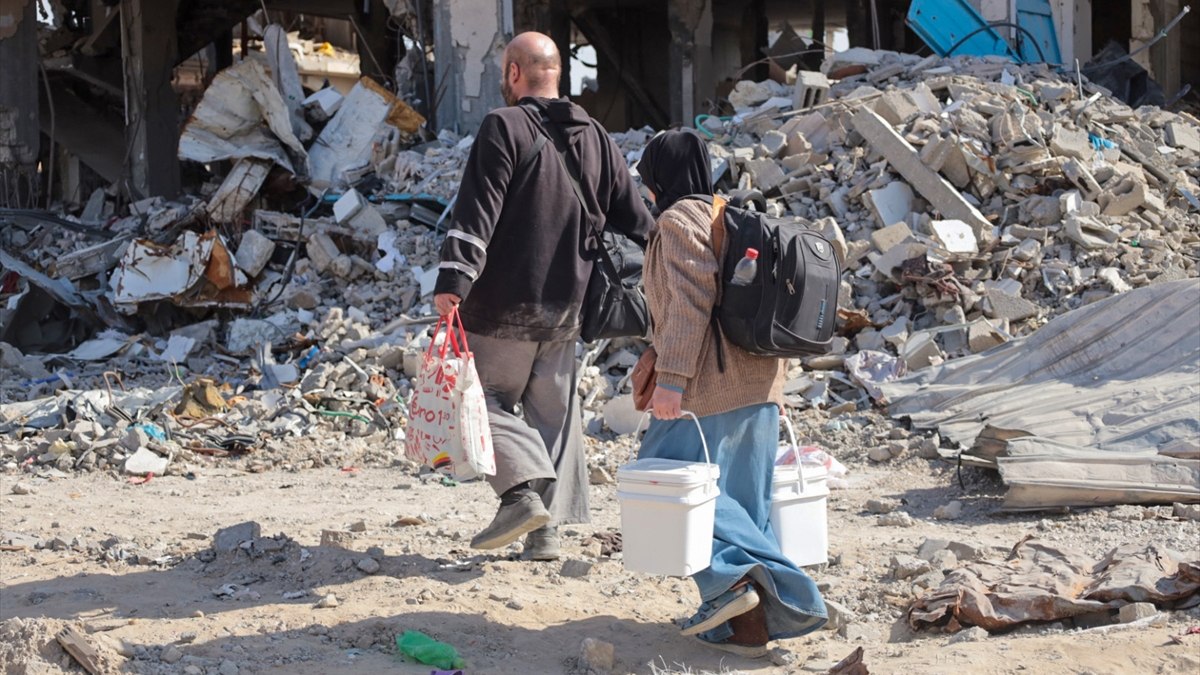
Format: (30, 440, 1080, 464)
(745, 248, 759, 260)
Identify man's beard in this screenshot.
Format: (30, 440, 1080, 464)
(501, 77, 516, 106)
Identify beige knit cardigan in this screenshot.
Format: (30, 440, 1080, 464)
(643, 198, 785, 418)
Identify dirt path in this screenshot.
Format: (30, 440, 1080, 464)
(3, 459, 1198, 674)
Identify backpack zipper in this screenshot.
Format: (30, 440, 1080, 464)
(771, 232, 780, 282)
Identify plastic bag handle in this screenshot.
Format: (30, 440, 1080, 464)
(426, 308, 471, 360)
(425, 316, 447, 358)
(446, 306, 471, 356)
(632, 410, 716, 488)
(780, 415, 807, 493)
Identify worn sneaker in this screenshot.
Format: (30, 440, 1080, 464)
(470, 491, 551, 550)
(726, 599, 769, 648)
(522, 526, 561, 561)
(679, 580, 760, 636)
(694, 633, 769, 659)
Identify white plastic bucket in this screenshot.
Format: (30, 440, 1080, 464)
(617, 411, 720, 577)
(770, 417, 830, 568)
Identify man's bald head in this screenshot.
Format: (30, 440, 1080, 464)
(501, 31, 562, 105)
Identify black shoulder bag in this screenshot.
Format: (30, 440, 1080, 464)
(516, 105, 649, 343)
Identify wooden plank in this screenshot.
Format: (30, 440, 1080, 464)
(56, 625, 103, 675)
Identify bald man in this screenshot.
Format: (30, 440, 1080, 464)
(433, 32, 654, 559)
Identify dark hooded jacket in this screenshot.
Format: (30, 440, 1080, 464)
(434, 97, 654, 341)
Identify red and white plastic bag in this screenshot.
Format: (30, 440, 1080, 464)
(405, 309, 495, 480)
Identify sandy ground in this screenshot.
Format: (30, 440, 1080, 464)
(2, 455, 1199, 675)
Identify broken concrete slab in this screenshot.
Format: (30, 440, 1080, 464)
(1100, 174, 1148, 216)
(742, 158, 787, 193)
(902, 331, 943, 370)
(1064, 215, 1120, 249)
(124, 447, 169, 476)
(873, 91, 921, 126)
(865, 182, 914, 228)
(930, 219, 979, 254)
(214, 522, 262, 553)
(983, 292, 1040, 322)
(234, 230, 275, 278)
(1163, 122, 1200, 153)
(920, 135, 970, 188)
(852, 109, 992, 237)
(870, 221, 913, 254)
(1049, 124, 1092, 161)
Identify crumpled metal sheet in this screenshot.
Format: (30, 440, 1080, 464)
(108, 231, 251, 312)
(308, 77, 414, 191)
(109, 231, 213, 308)
(178, 59, 307, 174)
(879, 280, 1200, 508)
(909, 537, 1200, 632)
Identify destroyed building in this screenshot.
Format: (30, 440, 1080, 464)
(0, 0, 1198, 510)
(0, 4, 1199, 672)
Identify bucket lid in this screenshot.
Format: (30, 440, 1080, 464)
(617, 458, 720, 487)
(774, 462, 828, 484)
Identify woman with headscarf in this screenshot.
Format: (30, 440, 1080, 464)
(636, 130, 827, 658)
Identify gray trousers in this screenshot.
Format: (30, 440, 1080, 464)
(467, 332, 589, 526)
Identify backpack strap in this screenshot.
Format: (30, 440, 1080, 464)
(706, 195, 728, 373)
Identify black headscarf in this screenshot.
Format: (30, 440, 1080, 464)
(637, 130, 713, 212)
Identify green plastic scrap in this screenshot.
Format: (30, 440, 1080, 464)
(395, 630, 466, 670)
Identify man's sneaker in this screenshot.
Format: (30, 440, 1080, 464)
(470, 491, 550, 550)
(522, 526, 561, 561)
(679, 579, 760, 636)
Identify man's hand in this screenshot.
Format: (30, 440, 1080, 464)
(650, 386, 683, 420)
(434, 293, 461, 317)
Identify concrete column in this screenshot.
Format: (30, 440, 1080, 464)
(0, 0, 40, 177)
(120, 0, 181, 199)
(1150, 0, 1181, 97)
(1130, 0, 1155, 72)
(433, 0, 511, 134)
(668, 0, 713, 128)
(1070, 0, 1092, 64)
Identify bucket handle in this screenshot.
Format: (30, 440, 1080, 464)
(633, 410, 716, 487)
(780, 415, 808, 494)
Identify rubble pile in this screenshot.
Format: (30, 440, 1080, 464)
(698, 51, 1198, 402)
(3, 47, 1199, 481)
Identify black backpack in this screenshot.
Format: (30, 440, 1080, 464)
(698, 195, 841, 358)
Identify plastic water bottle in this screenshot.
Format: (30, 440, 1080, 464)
(730, 248, 759, 286)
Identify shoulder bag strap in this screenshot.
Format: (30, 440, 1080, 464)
(520, 104, 615, 274)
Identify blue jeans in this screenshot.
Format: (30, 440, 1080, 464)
(638, 404, 827, 641)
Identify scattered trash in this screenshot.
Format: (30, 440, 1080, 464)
(910, 537, 1200, 632)
(395, 631, 465, 670)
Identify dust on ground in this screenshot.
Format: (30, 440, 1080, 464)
(3, 421, 1198, 675)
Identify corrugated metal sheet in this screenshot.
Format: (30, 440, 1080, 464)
(880, 279, 1200, 509)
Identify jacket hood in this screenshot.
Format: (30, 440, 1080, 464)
(524, 97, 591, 140)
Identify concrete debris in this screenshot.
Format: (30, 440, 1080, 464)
(0, 47, 1197, 541)
(579, 637, 615, 674)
